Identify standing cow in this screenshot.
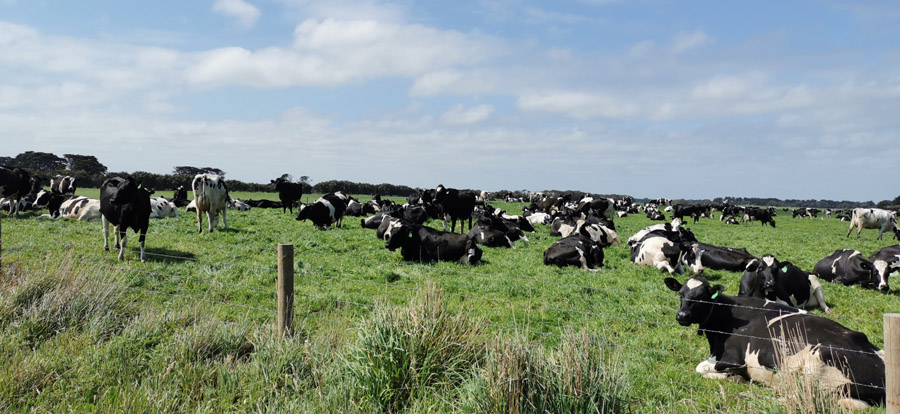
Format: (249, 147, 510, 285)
(0, 167, 37, 215)
(271, 176, 304, 214)
(846, 208, 900, 240)
(192, 174, 228, 233)
(100, 177, 151, 261)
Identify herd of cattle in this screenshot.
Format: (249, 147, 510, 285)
(1, 165, 898, 408)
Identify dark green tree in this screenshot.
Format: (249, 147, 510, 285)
(10, 151, 66, 171)
(63, 154, 107, 175)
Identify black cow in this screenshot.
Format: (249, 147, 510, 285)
(244, 199, 283, 209)
(665, 276, 885, 408)
(433, 184, 476, 233)
(0, 167, 36, 215)
(680, 242, 757, 273)
(739, 255, 830, 313)
(100, 177, 151, 262)
(271, 177, 304, 214)
(295, 192, 347, 230)
(170, 185, 190, 207)
(813, 249, 887, 291)
(672, 204, 710, 223)
(744, 207, 776, 227)
(384, 221, 482, 265)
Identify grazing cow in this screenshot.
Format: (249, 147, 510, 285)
(100, 177, 151, 262)
(170, 185, 191, 207)
(149, 197, 179, 218)
(0, 167, 36, 215)
(295, 192, 348, 230)
(672, 204, 711, 224)
(739, 255, 830, 313)
(384, 221, 482, 265)
(433, 184, 477, 233)
(192, 174, 228, 233)
(50, 174, 77, 194)
(744, 207, 776, 227)
(270, 177, 304, 214)
(665, 276, 885, 409)
(543, 234, 605, 271)
(846, 208, 899, 240)
(680, 242, 757, 273)
(814, 249, 887, 291)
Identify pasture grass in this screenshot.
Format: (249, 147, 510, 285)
(0, 191, 896, 413)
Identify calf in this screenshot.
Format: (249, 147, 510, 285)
(271, 177, 304, 214)
(100, 177, 151, 261)
(149, 197, 179, 218)
(50, 174, 77, 194)
(680, 242, 757, 273)
(665, 276, 884, 409)
(192, 174, 228, 233)
(295, 192, 348, 230)
(739, 255, 830, 313)
(384, 221, 482, 265)
(846, 208, 899, 240)
(433, 184, 476, 233)
(814, 249, 887, 291)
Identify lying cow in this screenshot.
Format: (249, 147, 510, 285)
(846, 208, 899, 240)
(384, 221, 482, 265)
(739, 255, 830, 313)
(869, 245, 900, 285)
(543, 234, 605, 271)
(665, 276, 885, 409)
(150, 197, 179, 218)
(680, 242, 757, 273)
(814, 249, 888, 292)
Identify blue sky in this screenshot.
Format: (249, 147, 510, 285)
(2, 0, 899, 201)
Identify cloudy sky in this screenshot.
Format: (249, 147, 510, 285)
(2, 1, 899, 201)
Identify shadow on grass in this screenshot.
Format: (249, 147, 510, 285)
(127, 247, 198, 263)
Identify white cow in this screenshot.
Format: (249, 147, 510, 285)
(846, 208, 899, 240)
(149, 197, 179, 218)
(228, 198, 251, 211)
(192, 174, 228, 233)
(57, 196, 101, 221)
(632, 237, 684, 274)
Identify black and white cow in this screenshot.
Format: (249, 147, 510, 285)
(680, 242, 757, 273)
(869, 245, 900, 291)
(739, 255, 830, 313)
(52, 196, 101, 221)
(543, 234, 605, 271)
(170, 185, 191, 207)
(295, 192, 348, 230)
(672, 204, 711, 224)
(846, 208, 899, 240)
(814, 249, 887, 292)
(270, 177, 304, 214)
(345, 197, 377, 217)
(384, 221, 482, 265)
(629, 220, 698, 274)
(100, 177, 151, 262)
(665, 276, 884, 409)
(192, 174, 229, 233)
(433, 185, 477, 233)
(149, 196, 179, 218)
(0, 167, 36, 215)
(743, 207, 776, 227)
(50, 174, 77, 194)
(575, 196, 616, 221)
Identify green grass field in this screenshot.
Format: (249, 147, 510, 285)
(0, 190, 897, 413)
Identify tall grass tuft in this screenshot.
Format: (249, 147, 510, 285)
(0, 257, 132, 346)
(462, 329, 632, 414)
(344, 284, 483, 412)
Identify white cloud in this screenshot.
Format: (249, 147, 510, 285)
(669, 30, 712, 54)
(441, 104, 494, 124)
(410, 71, 463, 96)
(212, 0, 261, 28)
(517, 92, 639, 119)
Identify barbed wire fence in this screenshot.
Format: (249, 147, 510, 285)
(0, 219, 897, 410)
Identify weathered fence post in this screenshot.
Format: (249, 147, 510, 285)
(277, 244, 294, 337)
(887, 313, 900, 414)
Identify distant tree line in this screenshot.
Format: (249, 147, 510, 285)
(1, 151, 897, 206)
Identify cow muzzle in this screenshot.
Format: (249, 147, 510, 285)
(675, 311, 692, 326)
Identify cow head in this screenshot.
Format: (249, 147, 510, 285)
(665, 276, 725, 327)
(679, 243, 705, 274)
(295, 203, 310, 221)
(739, 258, 777, 298)
(871, 259, 894, 292)
(104, 177, 139, 205)
(837, 253, 882, 291)
(384, 222, 414, 251)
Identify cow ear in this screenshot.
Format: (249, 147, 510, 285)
(664, 277, 682, 292)
(712, 284, 725, 294)
(745, 260, 759, 272)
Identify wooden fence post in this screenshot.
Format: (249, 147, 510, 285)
(887, 313, 900, 414)
(277, 244, 294, 337)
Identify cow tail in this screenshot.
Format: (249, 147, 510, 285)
(192, 175, 204, 198)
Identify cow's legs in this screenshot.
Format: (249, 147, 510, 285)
(196, 210, 203, 233)
(846, 223, 853, 238)
(208, 211, 216, 233)
(138, 229, 147, 262)
(102, 216, 111, 251)
(118, 229, 127, 261)
(222, 208, 227, 230)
